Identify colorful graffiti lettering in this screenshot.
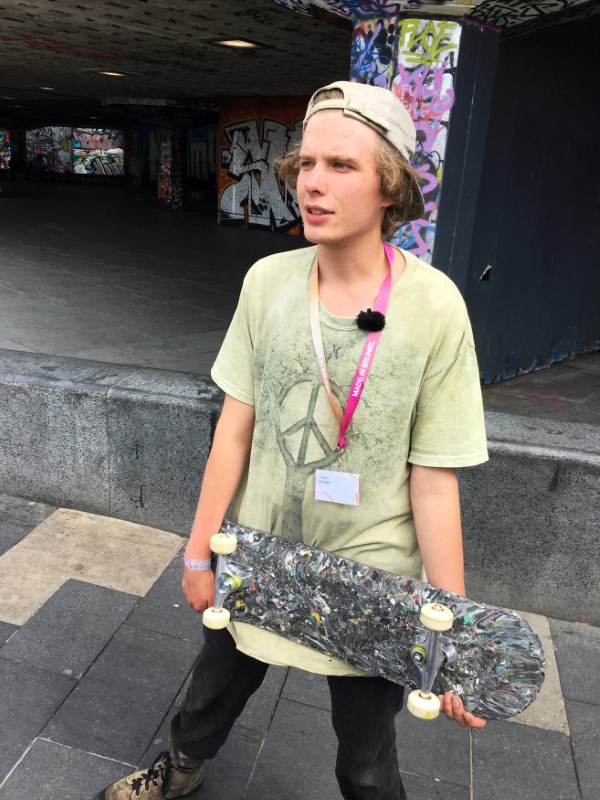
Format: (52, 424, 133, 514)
(72, 129, 124, 152)
(391, 19, 462, 260)
(219, 118, 302, 231)
(397, 19, 459, 66)
(472, 0, 590, 28)
(72, 128, 124, 175)
(351, 18, 397, 87)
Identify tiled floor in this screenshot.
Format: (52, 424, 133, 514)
(0, 181, 306, 376)
(0, 494, 597, 800)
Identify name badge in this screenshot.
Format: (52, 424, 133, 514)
(315, 469, 359, 506)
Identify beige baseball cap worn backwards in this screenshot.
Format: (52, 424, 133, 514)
(304, 80, 425, 223)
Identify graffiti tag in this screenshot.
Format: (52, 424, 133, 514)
(352, 19, 396, 86)
(392, 20, 462, 260)
(219, 118, 302, 231)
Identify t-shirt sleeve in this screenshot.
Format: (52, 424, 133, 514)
(211, 277, 255, 406)
(408, 304, 488, 468)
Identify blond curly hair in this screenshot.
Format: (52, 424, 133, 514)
(276, 88, 423, 237)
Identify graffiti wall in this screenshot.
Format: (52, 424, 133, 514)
(0, 129, 10, 170)
(351, 17, 462, 262)
(272, 0, 591, 27)
(23, 127, 124, 174)
(157, 128, 184, 211)
(472, 0, 591, 28)
(218, 97, 307, 233)
(54, 127, 71, 173)
(188, 125, 219, 186)
(26, 127, 54, 171)
(72, 128, 124, 175)
(393, 19, 462, 260)
(272, 0, 481, 19)
(352, 17, 397, 87)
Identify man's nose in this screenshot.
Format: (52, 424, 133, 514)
(303, 163, 326, 193)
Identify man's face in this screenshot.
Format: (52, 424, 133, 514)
(297, 111, 391, 248)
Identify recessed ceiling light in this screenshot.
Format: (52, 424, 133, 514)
(0, 95, 14, 100)
(100, 71, 127, 77)
(40, 86, 56, 91)
(213, 39, 261, 49)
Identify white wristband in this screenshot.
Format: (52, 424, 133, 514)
(183, 555, 212, 571)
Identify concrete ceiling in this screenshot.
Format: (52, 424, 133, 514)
(1, 0, 597, 129)
(0, 0, 354, 127)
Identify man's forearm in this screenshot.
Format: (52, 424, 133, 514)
(410, 465, 465, 595)
(185, 395, 255, 560)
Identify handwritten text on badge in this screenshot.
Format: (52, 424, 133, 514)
(315, 469, 360, 506)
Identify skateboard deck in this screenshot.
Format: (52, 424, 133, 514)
(210, 520, 545, 720)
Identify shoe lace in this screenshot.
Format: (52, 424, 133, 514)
(130, 751, 172, 797)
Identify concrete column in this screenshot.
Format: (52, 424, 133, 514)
(157, 127, 185, 211)
(351, 16, 500, 280)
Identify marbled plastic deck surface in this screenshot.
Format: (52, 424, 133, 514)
(219, 521, 545, 720)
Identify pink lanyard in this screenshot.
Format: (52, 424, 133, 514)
(309, 241, 394, 451)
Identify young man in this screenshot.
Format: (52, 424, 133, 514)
(96, 81, 488, 800)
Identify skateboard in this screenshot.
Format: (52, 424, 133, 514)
(203, 520, 545, 721)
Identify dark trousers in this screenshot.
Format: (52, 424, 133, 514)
(171, 629, 407, 800)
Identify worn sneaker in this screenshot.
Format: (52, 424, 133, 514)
(93, 739, 204, 799)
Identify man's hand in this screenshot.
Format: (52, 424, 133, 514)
(439, 692, 487, 728)
(182, 568, 215, 614)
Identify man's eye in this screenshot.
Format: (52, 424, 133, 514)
(333, 162, 350, 170)
(299, 160, 313, 169)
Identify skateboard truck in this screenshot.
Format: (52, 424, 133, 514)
(203, 533, 251, 630)
(407, 603, 457, 720)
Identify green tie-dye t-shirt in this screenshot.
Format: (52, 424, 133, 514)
(211, 245, 488, 675)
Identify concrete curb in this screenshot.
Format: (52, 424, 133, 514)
(461, 411, 600, 625)
(1, 350, 598, 623)
(0, 350, 223, 533)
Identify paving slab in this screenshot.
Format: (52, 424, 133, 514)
(137, 709, 263, 800)
(395, 709, 471, 788)
(0, 579, 138, 679)
(508, 611, 568, 734)
(279, 671, 470, 788)
(472, 720, 580, 800)
(565, 700, 600, 800)
(0, 621, 17, 645)
(550, 619, 600, 705)
(0, 494, 57, 555)
(0, 658, 75, 782)
(236, 665, 289, 735)
(127, 553, 204, 643)
(245, 697, 342, 800)
(0, 509, 183, 625)
(0, 513, 47, 556)
(0, 493, 56, 524)
(43, 624, 201, 765)
(281, 667, 332, 711)
(402, 773, 470, 800)
(0, 739, 128, 800)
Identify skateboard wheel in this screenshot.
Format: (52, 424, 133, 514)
(419, 603, 454, 632)
(210, 533, 237, 555)
(407, 690, 441, 720)
(203, 607, 231, 629)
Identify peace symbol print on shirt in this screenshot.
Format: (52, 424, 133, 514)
(276, 375, 341, 539)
